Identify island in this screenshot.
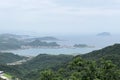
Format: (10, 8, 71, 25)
(73, 44, 95, 48)
(0, 34, 61, 50)
(97, 32, 111, 36)
(23, 39, 60, 48)
(35, 36, 59, 41)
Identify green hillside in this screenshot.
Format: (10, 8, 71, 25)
(1, 44, 120, 80)
(26, 39, 60, 47)
(0, 52, 26, 64)
(37, 57, 120, 80)
(21, 54, 73, 71)
(81, 44, 120, 66)
(0, 54, 73, 79)
(22, 44, 120, 80)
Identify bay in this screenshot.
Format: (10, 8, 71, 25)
(2, 34, 120, 56)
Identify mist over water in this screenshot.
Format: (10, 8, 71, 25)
(57, 34, 120, 48)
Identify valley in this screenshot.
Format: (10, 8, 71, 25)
(0, 0, 120, 79)
(0, 44, 120, 80)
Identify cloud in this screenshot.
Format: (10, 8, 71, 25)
(0, 0, 120, 16)
(0, 0, 120, 34)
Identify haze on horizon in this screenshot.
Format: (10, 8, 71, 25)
(0, 0, 120, 35)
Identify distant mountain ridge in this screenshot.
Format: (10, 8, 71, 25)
(0, 33, 59, 41)
(0, 33, 60, 50)
(0, 33, 30, 40)
(24, 39, 60, 47)
(33, 36, 59, 41)
(97, 32, 111, 36)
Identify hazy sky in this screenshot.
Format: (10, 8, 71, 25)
(0, 0, 120, 35)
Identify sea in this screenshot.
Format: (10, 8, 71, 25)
(2, 34, 120, 56)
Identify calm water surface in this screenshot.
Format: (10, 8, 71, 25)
(3, 48, 100, 56)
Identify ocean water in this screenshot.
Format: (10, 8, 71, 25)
(4, 48, 99, 56)
(3, 35, 120, 56)
(57, 35, 120, 47)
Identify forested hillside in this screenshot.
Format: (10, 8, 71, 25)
(36, 57, 120, 80)
(25, 39, 60, 47)
(0, 52, 26, 64)
(0, 54, 73, 79)
(20, 54, 73, 71)
(1, 44, 120, 80)
(81, 44, 120, 67)
(22, 44, 120, 80)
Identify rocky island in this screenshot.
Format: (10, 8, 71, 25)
(97, 32, 111, 36)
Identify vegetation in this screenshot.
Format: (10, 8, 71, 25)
(21, 44, 120, 80)
(38, 57, 120, 80)
(81, 44, 120, 67)
(20, 54, 73, 71)
(0, 54, 73, 79)
(0, 52, 26, 64)
(0, 34, 60, 50)
(0, 65, 23, 78)
(0, 44, 120, 80)
(26, 39, 60, 47)
(0, 38, 23, 50)
(3, 73, 12, 79)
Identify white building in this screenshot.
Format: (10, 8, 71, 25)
(0, 71, 4, 76)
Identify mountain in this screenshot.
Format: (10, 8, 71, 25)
(35, 36, 59, 41)
(97, 32, 111, 36)
(1, 44, 120, 80)
(0, 33, 30, 40)
(0, 38, 24, 50)
(23, 44, 120, 80)
(0, 34, 28, 50)
(0, 34, 59, 41)
(74, 44, 88, 48)
(25, 39, 60, 47)
(0, 38, 25, 50)
(0, 34, 60, 50)
(0, 34, 21, 39)
(0, 54, 73, 79)
(0, 52, 26, 64)
(81, 44, 120, 66)
(21, 54, 73, 71)
(37, 57, 120, 80)
(22, 44, 120, 80)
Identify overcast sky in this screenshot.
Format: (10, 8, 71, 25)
(0, 0, 120, 35)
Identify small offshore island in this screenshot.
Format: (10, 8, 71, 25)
(74, 44, 95, 48)
(97, 32, 111, 36)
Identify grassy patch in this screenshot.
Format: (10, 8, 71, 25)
(3, 73, 12, 79)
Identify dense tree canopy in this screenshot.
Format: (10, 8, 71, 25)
(39, 57, 120, 80)
(0, 52, 26, 64)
